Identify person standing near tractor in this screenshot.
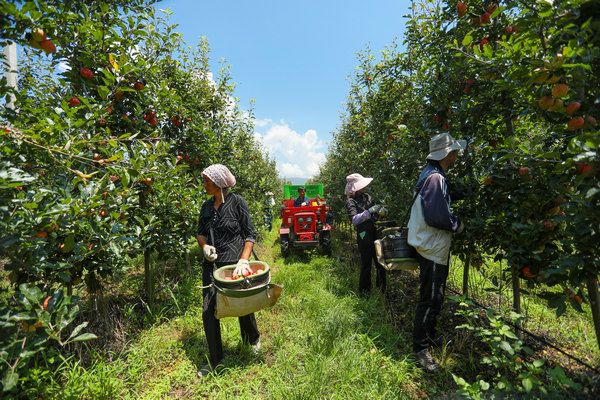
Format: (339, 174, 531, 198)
(345, 173, 387, 296)
(407, 132, 465, 373)
(195, 164, 261, 377)
(293, 186, 311, 207)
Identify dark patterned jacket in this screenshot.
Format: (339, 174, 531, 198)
(196, 193, 256, 263)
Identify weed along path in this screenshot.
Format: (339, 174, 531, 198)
(60, 223, 598, 399)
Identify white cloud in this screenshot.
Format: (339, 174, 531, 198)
(254, 119, 326, 179)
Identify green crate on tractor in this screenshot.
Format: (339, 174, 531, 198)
(279, 184, 332, 257)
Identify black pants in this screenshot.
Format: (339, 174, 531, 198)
(356, 228, 387, 294)
(413, 253, 449, 352)
(202, 261, 260, 366)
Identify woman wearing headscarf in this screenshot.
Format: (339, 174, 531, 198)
(345, 173, 387, 295)
(196, 164, 260, 377)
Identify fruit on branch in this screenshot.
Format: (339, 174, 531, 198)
(538, 96, 554, 109)
(551, 83, 568, 98)
(565, 102, 580, 115)
(40, 39, 56, 53)
(567, 116, 584, 130)
(67, 97, 81, 108)
(80, 68, 94, 80)
(457, 2, 467, 17)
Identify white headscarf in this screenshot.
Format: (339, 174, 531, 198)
(202, 164, 236, 203)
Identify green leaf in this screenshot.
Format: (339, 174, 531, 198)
(522, 376, 534, 392)
(499, 340, 514, 354)
(97, 86, 110, 100)
(19, 284, 42, 304)
(1, 370, 18, 392)
(70, 332, 97, 342)
(462, 34, 473, 47)
(61, 235, 75, 253)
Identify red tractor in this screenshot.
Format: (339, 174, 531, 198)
(279, 184, 332, 257)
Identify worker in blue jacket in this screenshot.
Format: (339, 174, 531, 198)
(407, 132, 466, 373)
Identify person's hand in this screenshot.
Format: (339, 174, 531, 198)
(368, 205, 382, 214)
(203, 245, 218, 262)
(379, 207, 388, 217)
(301, 202, 307, 206)
(233, 259, 252, 277)
(456, 221, 465, 234)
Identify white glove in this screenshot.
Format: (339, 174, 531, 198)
(233, 259, 252, 277)
(301, 202, 307, 206)
(368, 205, 382, 214)
(203, 245, 218, 262)
(456, 221, 464, 234)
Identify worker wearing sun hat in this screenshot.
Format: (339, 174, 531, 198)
(196, 164, 260, 376)
(407, 132, 466, 373)
(345, 173, 387, 295)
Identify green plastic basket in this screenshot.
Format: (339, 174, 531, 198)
(213, 261, 270, 290)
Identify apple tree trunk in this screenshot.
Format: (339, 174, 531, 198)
(586, 277, 600, 351)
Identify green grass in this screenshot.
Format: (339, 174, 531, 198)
(446, 255, 600, 365)
(37, 225, 424, 399)
(19, 222, 600, 399)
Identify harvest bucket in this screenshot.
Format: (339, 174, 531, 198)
(213, 261, 270, 290)
(375, 227, 419, 271)
(215, 283, 283, 319)
(212, 261, 283, 319)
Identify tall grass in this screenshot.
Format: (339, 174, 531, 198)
(42, 224, 424, 399)
(30, 221, 599, 399)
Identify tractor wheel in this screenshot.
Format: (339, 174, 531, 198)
(320, 230, 332, 256)
(280, 234, 290, 258)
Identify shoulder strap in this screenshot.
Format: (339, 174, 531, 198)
(400, 169, 439, 228)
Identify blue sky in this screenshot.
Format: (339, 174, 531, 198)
(155, 0, 412, 181)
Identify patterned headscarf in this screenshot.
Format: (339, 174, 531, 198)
(202, 164, 236, 189)
(202, 164, 236, 203)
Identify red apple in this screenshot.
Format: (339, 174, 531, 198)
(565, 102, 581, 115)
(548, 99, 563, 112)
(538, 96, 554, 109)
(480, 12, 491, 24)
(457, 2, 467, 17)
(522, 266, 535, 278)
(584, 116, 597, 127)
(519, 167, 530, 176)
(551, 83, 569, 98)
(80, 68, 94, 80)
(567, 117, 584, 130)
(134, 81, 145, 91)
(543, 221, 555, 231)
(504, 26, 514, 35)
(67, 97, 81, 108)
(484, 177, 493, 185)
(39, 39, 56, 53)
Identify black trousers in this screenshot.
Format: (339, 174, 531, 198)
(413, 253, 449, 352)
(202, 261, 260, 366)
(356, 228, 387, 294)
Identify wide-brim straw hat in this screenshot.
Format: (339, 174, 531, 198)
(426, 133, 467, 161)
(345, 173, 373, 195)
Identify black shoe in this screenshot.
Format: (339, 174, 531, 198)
(197, 362, 223, 378)
(415, 349, 439, 373)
